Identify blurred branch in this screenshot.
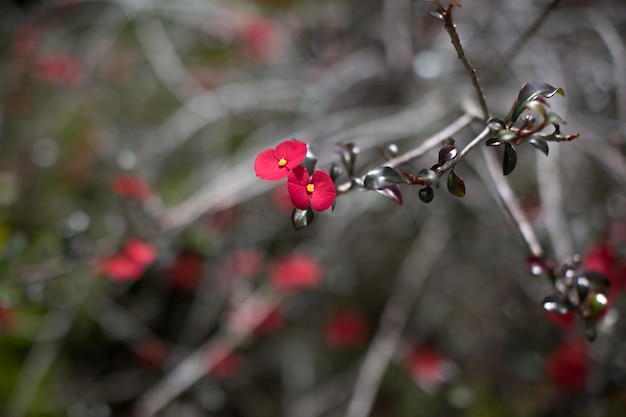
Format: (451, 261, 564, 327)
(481, 146, 543, 257)
(133, 287, 281, 417)
(536, 146, 573, 262)
(588, 9, 626, 138)
(344, 214, 452, 417)
(7, 275, 93, 417)
(335, 111, 479, 193)
(483, 0, 561, 80)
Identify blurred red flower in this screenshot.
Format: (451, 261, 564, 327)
(254, 306, 285, 335)
(583, 241, 626, 297)
(125, 239, 157, 267)
(545, 339, 589, 392)
(207, 347, 243, 379)
(287, 166, 336, 211)
(269, 253, 322, 293)
(111, 175, 152, 202)
(0, 305, 16, 331)
(240, 19, 277, 60)
(97, 239, 156, 282)
(135, 336, 168, 368)
(168, 251, 205, 292)
(224, 248, 264, 279)
(271, 184, 295, 214)
(254, 140, 307, 180)
(32, 54, 82, 86)
(406, 346, 456, 394)
(324, 309, 370, 350)
(12, 25, 39, 57)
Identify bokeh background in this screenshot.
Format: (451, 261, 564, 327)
(0, 0, 625, 416)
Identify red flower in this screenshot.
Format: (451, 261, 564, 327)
(125, 239, 157, 267)
(12, 25, 39, 57)
(206, 346, 243, 379)
(224, 248, 264, 279)
(239, 19, 277, 60)
(135, 336, 168, 367)
(269, 253, 322, 293)
(287, 166, 336, 211)
(324, 310, 370, 350)
(32, 54, 82, 86)
(406, 347, 456, 394)
(583, 242, 626, 297)
(254, 140, 307, 180)
(97, 239, 156, 282)
(254, 306, 285, 335)
(546, 339, 588, 392)
(111, 175, 152, 202)
(0, 305, 16, 331)
(168, 252, 205, 292)
(97, 253, 143, 282)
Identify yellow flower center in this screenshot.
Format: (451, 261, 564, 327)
(278, 157, 288, 168)
(306, 183, 315, 193)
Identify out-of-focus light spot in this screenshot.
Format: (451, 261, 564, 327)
(447, 385, 474, 409)
(413, 50, 442, 79)
(117, 150, 137, 170)
(68, 210, 90, 233)
(31, 137, 59, 168)
(0, 172, 18, 206)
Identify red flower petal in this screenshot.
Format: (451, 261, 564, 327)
(254, 140, 307, 180)
(125, 239, 156, 267)
(98, 254, 143, 281)
(309, 170, 336, 211)
(287, 166, 311, 210)
(269, 252, 322, 293)
(275, 140, 307, 170)
(255, 148, 286, 180)
(324, 310, 370, 350)
(546, 339, 588, 392)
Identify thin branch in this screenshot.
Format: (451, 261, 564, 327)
(336, 111, 478, 193)
(481, 146, 543, 257)
(483, 0, 561, 80)
(344, 215, 452, 417)
(440, 6, 489, 121)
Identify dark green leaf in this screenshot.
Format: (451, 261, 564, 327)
(528, 136, 549, 156)
(438, 145, 458, 164)
(502, 143, 517, 176)
(363, 166, 406, 190)
(487, 118, 506, 132)
(485, 138, 501, 147)
(442, 137, 455, 146)
(429, 10, 444, 20)
(375, 185, 403, 205)
(542, 294, 569, 315)
(508, 82, 564, 125)
(335, 143, 360, 178)
(584, 320, 597, 341)
(588, 292, 609, 317)
(329, 163, 342, 182)
(576, 276, 590, 303)
(418, 187, 434, 203)
(417, 168, 439, 188)
(291, 207, 314, 230)
(583, 271, 610, 293)
(302, 145, 318, 174)
(497, 130, 517, 142)
(429, 163, 444, 176)
(446, 170, 465, 198)
(546, 112, 566, 125)
(379, 143, 399, 159)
